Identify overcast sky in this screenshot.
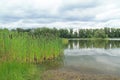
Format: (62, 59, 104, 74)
(0, 0, 120, 29)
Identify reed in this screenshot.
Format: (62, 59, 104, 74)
(62, 38, 68, 45)
(0, 29, 64, 80)
(0, 30, 63, 63)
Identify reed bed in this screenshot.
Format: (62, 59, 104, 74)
(0, 30, 63, 63)
(0, 29, 65, 80)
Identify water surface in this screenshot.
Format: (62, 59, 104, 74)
(63, 40, 120, 75)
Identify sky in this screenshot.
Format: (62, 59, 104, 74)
(0, 0, 120, 29)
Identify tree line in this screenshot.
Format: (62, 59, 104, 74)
(58, 28, 120, 38)
(1, 27, 120, 38)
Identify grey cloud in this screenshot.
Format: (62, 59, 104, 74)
(62, 16, 95, 22)
(61, 1, 99, 11)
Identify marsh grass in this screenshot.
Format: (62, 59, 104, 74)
(0, 29, 64, 80)
(62, 38, 68, 45)
(0, 30, 63, 63)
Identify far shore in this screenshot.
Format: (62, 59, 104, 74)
(67, 38, 120, 40)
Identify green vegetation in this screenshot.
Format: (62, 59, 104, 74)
(9, 27, 120, 39)
(62, 38, 69, 45)
(0, 28, 63, 63)
(58, 28, 120, 38)
(0, 28, 65, 80)
(0, 61, 37, 80)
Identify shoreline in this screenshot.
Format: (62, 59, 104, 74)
(41, 70, 120, 80)
(67, 38, 120, 40)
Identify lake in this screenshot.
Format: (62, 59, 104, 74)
(41, 39, 120, 80)
(64, 40, 120, 75)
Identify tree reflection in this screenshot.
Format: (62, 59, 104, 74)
(67, 40, 120, 49)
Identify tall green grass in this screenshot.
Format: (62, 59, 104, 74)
(0, 30, 63, 63)
(0, 29, 64, 80)
(0, 61, 37, 80)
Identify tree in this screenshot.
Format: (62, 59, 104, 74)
(59, 29, 69, 38)
(93, 29, 107, 38)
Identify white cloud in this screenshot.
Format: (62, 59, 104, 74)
(0, 0, 120, 29)
(95, 4, 120, 21)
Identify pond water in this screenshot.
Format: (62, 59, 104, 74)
(63, 40, 120, 75)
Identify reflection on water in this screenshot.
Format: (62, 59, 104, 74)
(67, 40, 120, 49)
(63, 40, 120, 75)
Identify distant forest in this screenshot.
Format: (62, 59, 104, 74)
(1, 27, 120, 38)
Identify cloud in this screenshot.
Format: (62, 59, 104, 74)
(61, 0, 99, 11)
(0, 0, 120, 29)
